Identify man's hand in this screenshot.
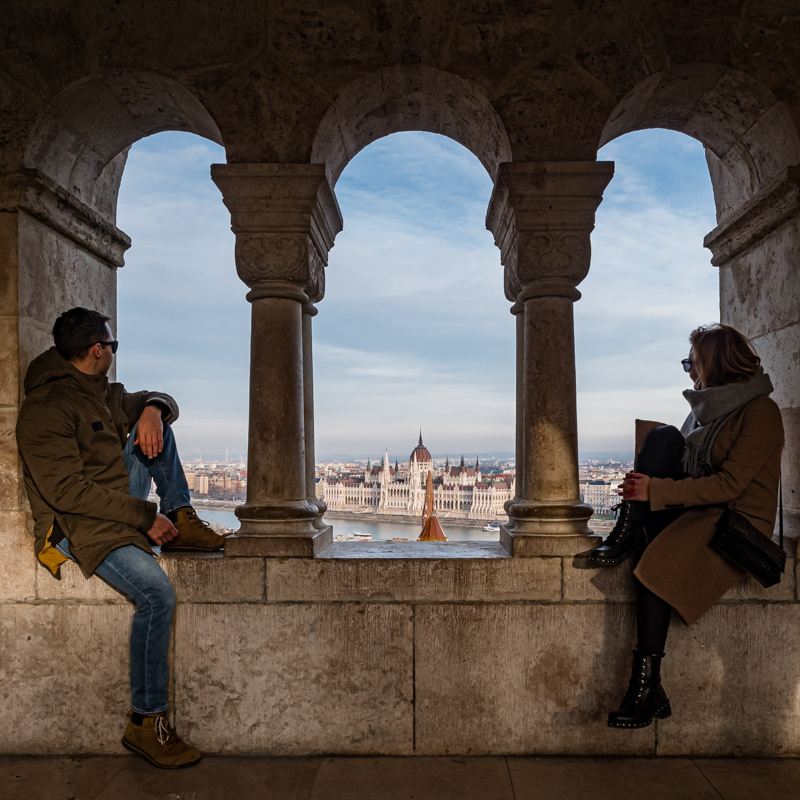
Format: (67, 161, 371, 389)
(146, 512, 178, 545)
(135, 405, 164, 459)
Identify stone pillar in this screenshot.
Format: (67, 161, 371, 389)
(487, 161, 614, 556)
(302, 302, 327, 527)
(0, 170, 129, 599)
(505, 301, 524, 513)
(211, 164, 343, 557)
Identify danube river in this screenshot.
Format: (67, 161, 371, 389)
(196, 507, 500, 543)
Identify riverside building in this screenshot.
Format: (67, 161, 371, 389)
(317, 433, 514, 520)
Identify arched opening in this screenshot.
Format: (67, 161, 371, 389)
(576, 128, 719, 520)
(598, 65, 800, 538)
(114, 131, 245, 532)
(25, 71, 222, 220)
(17, 71, 225, 365)
(600, 64, 800, 223)
(311, 65, 513, 187)
(315, 131, 513, 542)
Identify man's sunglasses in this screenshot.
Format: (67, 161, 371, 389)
(681, 358, 693, 372)
(89, 340, 119, 354)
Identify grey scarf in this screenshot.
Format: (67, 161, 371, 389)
(680, 368, 774, 478)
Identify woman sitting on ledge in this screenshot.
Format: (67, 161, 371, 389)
(589, 324, 784, 729)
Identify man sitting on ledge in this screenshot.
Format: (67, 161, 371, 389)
(16, 307, 225, 769)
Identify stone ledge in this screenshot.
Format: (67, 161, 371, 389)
(316, 541, 510, 559)
(267, 557, 561, 603)
(32, 554, 266, 604)
(161, 554, 265, 603)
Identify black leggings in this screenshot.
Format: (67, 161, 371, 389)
(633, 425, 688, 654)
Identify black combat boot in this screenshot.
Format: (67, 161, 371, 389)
(607, 650, 672, 729)
(589, 502, 646, 565)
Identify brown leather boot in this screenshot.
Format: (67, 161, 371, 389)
(161, 507, 228, 551)
(122, 712, 202, 769)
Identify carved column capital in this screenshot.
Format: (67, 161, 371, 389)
(211, 163, 343, 303)
(486, 161, 614, 301)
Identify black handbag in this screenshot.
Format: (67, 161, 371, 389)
(711, 483, 786, 588)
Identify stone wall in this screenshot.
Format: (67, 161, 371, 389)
(2, 548, 798, 756)
(2, 0, 800, 760)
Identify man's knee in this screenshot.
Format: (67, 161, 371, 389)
(140, 573, 176, 615)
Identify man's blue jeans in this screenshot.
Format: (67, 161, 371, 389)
(55, 422, 191, 715)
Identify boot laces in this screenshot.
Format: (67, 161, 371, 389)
(606, 503, 633, 545)
(154, 714, 174, 746)
(186, 508, 213, 530)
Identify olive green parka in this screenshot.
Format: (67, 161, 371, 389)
(16, 347, 179, 577)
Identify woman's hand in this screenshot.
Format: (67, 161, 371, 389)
(616, 472, 651, 502)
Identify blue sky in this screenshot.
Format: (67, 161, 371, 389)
(116, 129, 719, 461)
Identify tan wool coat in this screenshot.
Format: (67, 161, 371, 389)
(634, 396, 785, 626)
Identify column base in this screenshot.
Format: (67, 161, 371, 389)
(501, 501, 594, 556)
(225, 502, 332, 557)
(225, 525, 333, 557)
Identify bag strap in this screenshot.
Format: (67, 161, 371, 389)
(779, 477, 784, 549)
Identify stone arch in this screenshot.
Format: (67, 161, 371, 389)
(311, 65, 512, 187)
(599, 63, 800, 222)
(24, 70, 223, 222)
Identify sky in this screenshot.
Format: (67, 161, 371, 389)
(115, 128, 719, 462)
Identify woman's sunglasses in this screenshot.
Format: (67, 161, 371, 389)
(681, 358, 693, 373)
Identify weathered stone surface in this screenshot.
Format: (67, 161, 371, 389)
(97, 755, 321, 800)
(508, 757, 720, 800)
(161, 554, 265, 603)
(0, 213, 19, 317)
(753, 323, 800, 413)
(693, 757, 800, 800)
(174, 604, 413, 754)
(720, 217, 800, 338)
(0, 604, 131, 754)
(310, 756, 514, 800)
(319, 541, 509, 559)
(34, 558, 126, 603)
(17, 214, 117, 330)
(0, 407, 22, 509)
(415, 604, 652, 755)
(0, 316, 18, 407)
(657, 604, 800, 756)
(0, 511, 36, 601)
(267, 557, 560, 603)
(0, 755, 129, 800)
(782, 407, 800, 537)
(563, 557, 636, 602)
(719, 559, 794, 602)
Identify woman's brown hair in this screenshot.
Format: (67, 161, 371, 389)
(689, 324, 761, 388)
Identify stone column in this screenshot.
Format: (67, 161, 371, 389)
(505, 301, 525, 512)
(302, 301, 327, 527)
(211, 164, 343, 557)
(487, 161, 614, 556)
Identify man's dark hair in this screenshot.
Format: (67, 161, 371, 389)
(53, 307, 111, 362)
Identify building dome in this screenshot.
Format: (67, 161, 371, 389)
(410, 432, 432, 463)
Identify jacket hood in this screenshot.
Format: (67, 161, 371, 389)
(23, 347, 96, 394)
